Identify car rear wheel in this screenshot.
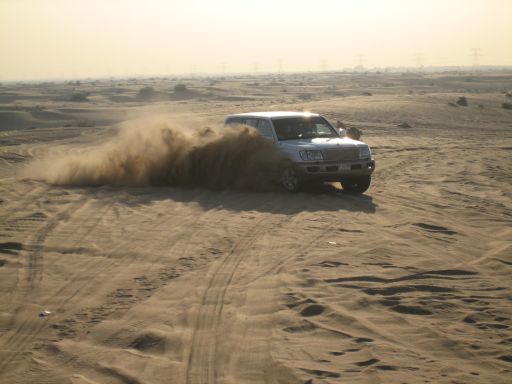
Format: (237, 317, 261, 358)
(341, 175, 371, 194)
(280, 165, 301, 192)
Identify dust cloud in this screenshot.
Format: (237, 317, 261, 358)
(25, 120, 286, 190)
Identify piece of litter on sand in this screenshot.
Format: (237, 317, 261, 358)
(328, 241, 337, 245)
(39, 310, 51, 317)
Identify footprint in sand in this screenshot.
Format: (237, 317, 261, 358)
(413, 222, 457, 235)
(376, 364, 398, 371)
(0, 241, 23, 255)
(300, 304, 325, 317)
(355, 358, 379, 367)
(498, 355, 512, 363)
(129, 332, 167, 354)
(315, 260, 349, 268)
(391, 304, 432, 316)
(300, 368, 341, 378)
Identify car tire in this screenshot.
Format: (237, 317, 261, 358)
(280, 164, 301, 192)
(341, 175, 371, 194)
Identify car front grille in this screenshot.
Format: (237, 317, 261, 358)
(322, 147, 360, 162)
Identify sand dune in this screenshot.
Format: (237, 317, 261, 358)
(1, 72, 511, 383)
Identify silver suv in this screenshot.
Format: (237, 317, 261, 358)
(224, 111, 375, 193)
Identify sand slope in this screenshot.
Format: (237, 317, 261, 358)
(1, 72, 511, 383)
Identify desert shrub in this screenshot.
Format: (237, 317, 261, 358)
(174, 83, 188, 93)
(502, 102, 512, 110)
(298, 93, 312, 100)
(76, 120, 95, 127)
(456, 96, 468, 106)
(346, 127, 362, 140)
(69, 92, 88, 102)
(137, 86, 156, 99)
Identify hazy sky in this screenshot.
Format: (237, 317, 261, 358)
(1, 0, 511, 80)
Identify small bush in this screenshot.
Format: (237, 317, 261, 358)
(502, 102, 512, 110)
(346, 127, 362, 140)
(76, 120, 95, 127)
(174, 83, 188, 93)
(137, 86, 156, 99)
(69, 92, 88, 102)
(456, 96, 468, 106)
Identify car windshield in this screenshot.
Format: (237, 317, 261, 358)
(272, 116, 338, 141)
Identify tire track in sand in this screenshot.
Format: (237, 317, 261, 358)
(0, 197, 87, 376)
(25, 203, 82, 290)
(185, 215, 287, 384)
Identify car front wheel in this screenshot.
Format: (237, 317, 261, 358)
(280, 165, 301, 192)
(340, 175, 371, 194)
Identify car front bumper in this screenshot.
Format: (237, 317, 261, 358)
(295, 159, 375, 181)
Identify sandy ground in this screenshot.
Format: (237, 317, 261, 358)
(1, 72, 511, 383)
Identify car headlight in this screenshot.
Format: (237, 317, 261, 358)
(299, 150, 323, 161)
(359, 146, 371, 159)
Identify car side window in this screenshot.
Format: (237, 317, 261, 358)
(245, 118, 259, 128)
(225, 117, 245, 125)
(256, 119, 275, 141)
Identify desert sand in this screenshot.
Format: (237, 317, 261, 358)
(0, 71, 511, 383)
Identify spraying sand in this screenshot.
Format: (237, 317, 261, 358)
(24, 120, 285, 190)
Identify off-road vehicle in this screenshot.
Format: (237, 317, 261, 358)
(225, 111, 375, 193)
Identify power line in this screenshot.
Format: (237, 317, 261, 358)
(470, 48, 482, 67)
(414, 52, 424, 68)
(321, 59, 327, 72)
(351, 54, 366, 72)
(357, 54, 364, 66)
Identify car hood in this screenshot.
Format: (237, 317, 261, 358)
(278, 137, 367, 150)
